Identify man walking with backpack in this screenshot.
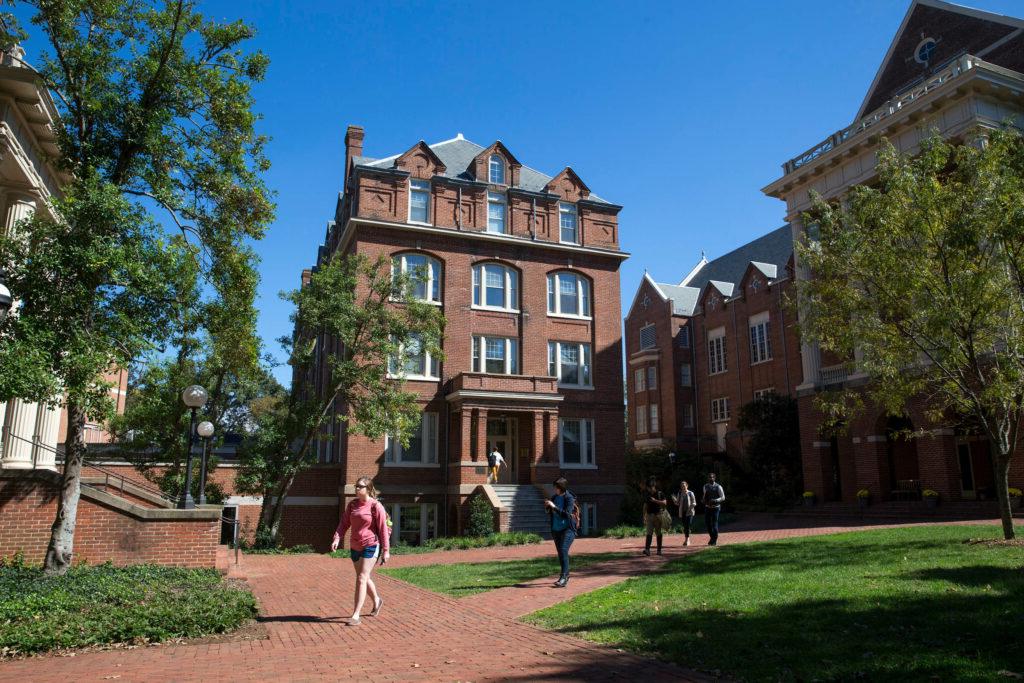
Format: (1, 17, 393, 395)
(702, 472, 725, 546)
(544, 477, 578, 587)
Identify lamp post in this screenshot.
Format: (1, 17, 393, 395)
(179, 384, 209, 509)
(0, 274, 11, 325)
(196, 420, 214, 506)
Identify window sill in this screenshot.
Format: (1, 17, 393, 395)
(383, 462, 441, 468)
(386, 373, 441, 382)
(708, 370, 728, 376)
(711, 419, 730, 424)
(471, 305, 520, 314)
(750, 358, 773, 366)
(547, 313, 593, 321)
(559, 463, 598, 470)
(559, 239, 580, 247)
(389, 296, 443, 307)
(408, 220, 433, 227)
(472, 370, 520, 377)
(485, 228, 507, 236)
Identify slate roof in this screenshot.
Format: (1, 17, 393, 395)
(643, 224, 793, 317)
(352, 135, 612, 204)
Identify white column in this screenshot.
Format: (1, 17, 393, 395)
(4, 195, 35, 236)
(32, 402, 60, 470)
(2, 399, 39, 468)
(791, 218, 822, 391)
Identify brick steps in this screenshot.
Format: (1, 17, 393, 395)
(491, 484, 552, 536)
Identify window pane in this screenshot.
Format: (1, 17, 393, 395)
(547, 275, 555, 313)
(560, 344, 579, 384)
(403, 417, 424, 462)
(472, 266, 480, 306)
(548, 342, 556, 377)
(487, 192, 506, 233)
(562, 420, 581, 463)
(559, 275, 578, 315)
(489, 155, 504, 184)
(405, 254, 427, 300)
(472, 337, 481, 372)
(485, 267, 505, 307)
(508, 270, 518, 309)
(582, 344, 592, 386)
(410, 189, 429, 223)
(404, 335, 426, 375)
(559, 204, 578, 243)
(510, 339, 519, 374)
(399, 504, 422, 545)
(485, 337, 505, 374)
(581, 279, 591, 316)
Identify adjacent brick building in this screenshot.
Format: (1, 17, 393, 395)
(624, 226, 801, 461)
(289, 128, 628, 544)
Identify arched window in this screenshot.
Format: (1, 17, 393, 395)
(546, 271, 591, 318)
(472, 262, 518, 312)
(393, 252, 442, 304)
(488, 154, 505, 184)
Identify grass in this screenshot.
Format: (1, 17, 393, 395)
(380, 552, 628, 597)
(601, 513, 737, 538)
(0, 557, 257, 656)
(527, 525, 1024, 681)
(242, 543, 316, 555)
(329, 532, 544, 558)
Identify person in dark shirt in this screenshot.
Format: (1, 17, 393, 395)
(544, 476, 577, 587)
(643, 477, 668, 556)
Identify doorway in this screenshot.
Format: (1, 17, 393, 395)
(486, 417, 516, 484)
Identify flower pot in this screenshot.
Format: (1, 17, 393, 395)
(924, 497, 938, 509)
(858, 497, 870, 509)
(804, 497, 816, 507)
(1011, 496, 1022, 511)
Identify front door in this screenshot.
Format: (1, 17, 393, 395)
(486, 417, 515, 484)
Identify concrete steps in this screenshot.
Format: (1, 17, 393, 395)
(491, 485, 551, 536)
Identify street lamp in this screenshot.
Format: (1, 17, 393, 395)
(179, 384, 209, 509)
(0, 276, 11, 325)
(196, 420, 214, 506)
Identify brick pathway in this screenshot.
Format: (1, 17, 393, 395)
(0, 515, 1001, 682)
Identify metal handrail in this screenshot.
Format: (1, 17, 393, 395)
(221, 514, 240, 565)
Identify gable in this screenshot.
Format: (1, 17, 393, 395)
(394, 141, 447, 178)
(545, 167, 591, 202)
(471, 141, 522, 185)
(858, 0, 1024, 118)
(626, 274, 668, 321)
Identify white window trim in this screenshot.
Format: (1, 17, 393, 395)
(711, 397, 731, 423)
(472, 335, 519, 375)
(639, 323, 657, 350)
(384, 413, 439, 466)
(649, 404, 659, 433)
(391, 503, 439, 546)
(546, 271, 592, 320)
(387, 335, 440, 381)
(749, 313, 772, 365)
(683, 404, 695, 428)
(637, 404, 647, 434)
(634, 368, 646, 393)
(558, 418, 596, 468)
(754, 387, 775, 400)
(488, 154, 506, 185)
(391, 253, 443, 306)
(646, 366, 657, 391)
(708, 327, 727, 376)
(548, 340, 594, 389)
(486, 191, 507, 234)
(472, 263, 519, 313)
(408, 179, 432, 226)
(558, 202, 579, 245)
(580, 502, 598, 535)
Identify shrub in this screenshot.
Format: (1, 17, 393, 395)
(244, 544, 315, 555)
(327, 531, 543, 557)
(1009, 488, 1022, 497)
(857, 489, 871, 499)
(466, 494, 495, 537)
(922, 489, 939, 498)
(0, 558, 256, 656)
(803, 491, 815, 498)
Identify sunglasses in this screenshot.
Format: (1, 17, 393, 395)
(355, 484, 368, 489)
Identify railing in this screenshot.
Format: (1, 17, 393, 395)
(222, 514, 240, 565)
(819, 364, 849, 386)
(783, 54, 978, 175)
(450, 372, 559, 394)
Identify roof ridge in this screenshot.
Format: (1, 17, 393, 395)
(703, 224, 790, 268)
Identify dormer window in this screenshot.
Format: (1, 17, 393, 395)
(559, 203, 578, 244)
(409, 179, 430, 224)
(489, 155, 505, 184)
(487, 191, 506, 234)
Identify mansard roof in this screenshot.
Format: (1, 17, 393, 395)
(351, 134, 614, 205)
(856, 0, 1024, 119)
(635, 224, 793, 318)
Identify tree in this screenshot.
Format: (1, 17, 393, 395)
(0, 2, 273, 574)
(737, 393, 802, 506)
(797, 128, 1024, 539)
(236, 253, 444, 546)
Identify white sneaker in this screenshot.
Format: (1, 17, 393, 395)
(684, 538, 690, 546)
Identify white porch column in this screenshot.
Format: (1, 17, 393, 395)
(2, 399, 39, 468)
(4, 195, 36, 236)
(32, 402, 60, 470)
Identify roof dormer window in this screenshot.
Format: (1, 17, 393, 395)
(489, 155, 505, 185)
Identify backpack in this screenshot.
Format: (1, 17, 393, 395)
(567, 491, 582, 533)
(368, 499, 393, 561)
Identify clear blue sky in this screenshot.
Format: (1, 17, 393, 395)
(18, 0, 1024, 384)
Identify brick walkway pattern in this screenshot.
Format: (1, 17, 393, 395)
(0, 515, 1000, 682)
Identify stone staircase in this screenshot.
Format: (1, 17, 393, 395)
(491, 485, 551, 537)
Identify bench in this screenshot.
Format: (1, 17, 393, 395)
(891, 479, 922, 501)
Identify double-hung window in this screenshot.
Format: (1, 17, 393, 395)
(683, 404, 695, 428)
(392, 253, 441, 304)
(548, 341, 592, 388)
(749, 312, 772, 364)
(409, 179, 430, 223)
(487, 191, 507, 234)
(388, 333, 439, 380)
(754, 387, 775, 401)
(559, 203, 578, 244)
(636, 404, 647, 434)
(384, 412, 438, 465)
(711, 397, 731, 423)
(649, 404, 659, 433)
(634, 368, 646, 393)
(708, 328, 727, 375)
(472, 263, 518, 311)
(646, 366, 657, 391)
(472, 335, 519, 375)
(678, 326, 690, 348)
(680, 364, 692, 387)
(559, 418, 595, 466)
(488, 155, 505, 185)
(390, 503, 438, 545)
(547, 272, 591, 317)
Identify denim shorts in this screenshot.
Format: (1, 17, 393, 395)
(350, 544, 379, 562)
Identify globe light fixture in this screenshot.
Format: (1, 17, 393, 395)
(0, 277, 11, 325)
(178, 384, 208, 509)
(196, 421, 215, 506)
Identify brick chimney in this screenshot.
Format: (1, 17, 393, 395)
(344, 125, 365, 188)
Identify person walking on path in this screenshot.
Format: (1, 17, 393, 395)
(487, 447, 505, 484)
(544, 477, 577, 587)
(643, 477, 669, 556)
(673, 480, 697, 546)
(702, 472, 726, 546)
(330, 476, 390, 625)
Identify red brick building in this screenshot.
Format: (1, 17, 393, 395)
(289, 127, 628, 544)
(624, 226, 801, 461)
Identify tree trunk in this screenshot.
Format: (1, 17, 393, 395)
(993, 452, 1015, 540)
(43, 401, 87, 575)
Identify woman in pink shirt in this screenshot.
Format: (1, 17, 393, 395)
(330, 476, 390, 626)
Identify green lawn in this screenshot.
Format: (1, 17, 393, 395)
(0, 559, 257, 656)
(526, 525, 1024, 681)
(380, 552, 627, 597)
